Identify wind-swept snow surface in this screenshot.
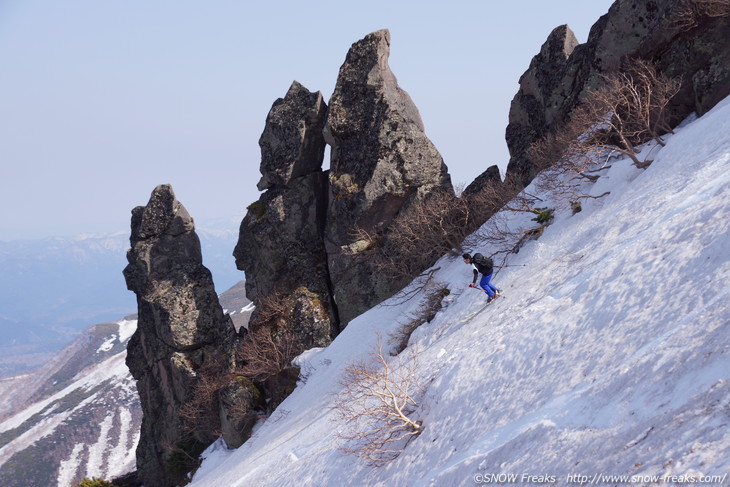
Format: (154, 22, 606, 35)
(190, 98, 730, 486)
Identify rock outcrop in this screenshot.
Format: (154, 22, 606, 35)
(505, 0, 730, 188)
(124, 185, 238, 487)
(463, 164, 502, 198)
(120, 6, 730, 481)
(505, 25, 580, 187)
(324, 29, 453, 324)
(234, 82, 337, 346)
(237, 30, 455, 334)
(255, 81, 329, 192)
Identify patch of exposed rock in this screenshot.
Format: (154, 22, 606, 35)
(463, 165, 503, 198)
(505, 0, 730, 188)
(123, 184, 239, 487)
(323, 29, 454, 324)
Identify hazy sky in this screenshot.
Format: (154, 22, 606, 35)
(0, 0, 614, 240)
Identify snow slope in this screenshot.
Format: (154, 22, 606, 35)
(189, 97, 730, 486)
(0, 319, 141, 487)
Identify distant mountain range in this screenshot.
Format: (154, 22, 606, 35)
(0, 229, 244, 377)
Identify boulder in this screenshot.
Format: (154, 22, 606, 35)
(324, 29, 453, 324)
(218, 376, 265, 449)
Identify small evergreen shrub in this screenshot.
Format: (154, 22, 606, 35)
(531, 207, 555, 225)
(75, 478, 114, 487)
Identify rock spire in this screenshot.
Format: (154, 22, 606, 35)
(124, 184, 237, 487)
(323, 29, 454, 324)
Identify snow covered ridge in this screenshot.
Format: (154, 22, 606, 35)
(188, 98, 730, 486)
(0, 319, 141, 487)
(95, 319, 137, 353)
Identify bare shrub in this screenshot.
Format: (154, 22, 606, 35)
(576, 59, 682, 168)
(357, 180, 515, 288)
(671, 0, 730, 30)
(391, 283, 450, 354)
(333, 336, 424, 465)
(528, 113, 611, 204)
(528, 58, 683, 207)
(248, 288, 292, 329)
(462, 179, 517, 230)
(178, 354, 229, 437)
(462, 187, 557, 258)
(179, 324, 305, 438)
(235, 325, 304, 383)
(385, 266, 443, 306)
(609, 59, 683, 146)
(367, 188, 474, 279)
(468, 211, 524, 258)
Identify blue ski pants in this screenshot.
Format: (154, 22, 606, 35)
(479, 273, 497, 298)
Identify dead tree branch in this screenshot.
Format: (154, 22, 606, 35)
(332, 336, 424, 465)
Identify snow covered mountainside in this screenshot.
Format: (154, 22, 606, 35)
(0, 281, 250, 487)
(0, 318, 140, 487)
(188, 98, 730, 486)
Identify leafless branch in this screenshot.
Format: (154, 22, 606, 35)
(390, 282, 450, 354)
(528, 58, 682, 207)
(332, 336, 424, 465)
(353, 181, 513, 286)
(671, 0, 730, 31)
(235, 325, 304, 383)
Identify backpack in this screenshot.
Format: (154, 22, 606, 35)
(472, 253, 493, 268)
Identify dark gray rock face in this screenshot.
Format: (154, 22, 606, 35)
(463, 165, 502, 198)
(237, 31, 455, 333)
(234, 82, 337, 346)
(505, 25, 580, 187)
(587, 0, 730, 116)
(505, 0, 730, 188)
(324, 29, 453, 324)
(124, 184, 237, 487)
(256, 81, 328, 191)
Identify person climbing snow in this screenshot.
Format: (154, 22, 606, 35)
(463, 252, 501, 303)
